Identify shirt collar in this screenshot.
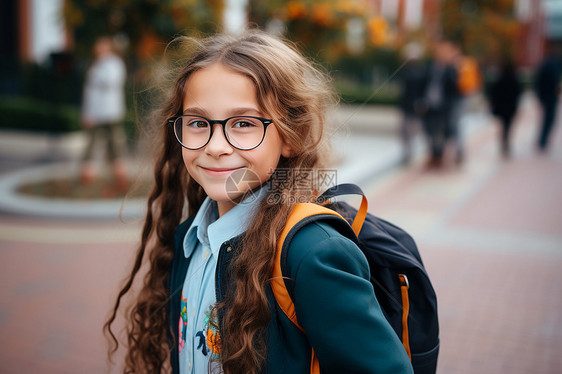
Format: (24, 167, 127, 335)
(183, 186, 268, 259)
(183, 197, 217, 259)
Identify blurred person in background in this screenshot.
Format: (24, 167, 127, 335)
(398, 41, 426, 165)
(534, 46, 561, 152)
(80, 36, 128, 188)
(420, 39, 460, 167)
(489, 58, 522, 158)
(451, 43, 482, 164)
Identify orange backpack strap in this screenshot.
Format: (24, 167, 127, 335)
(318, 183, 368, 237)
(271, 200, 367, 373)
(271, 203, 345, 330)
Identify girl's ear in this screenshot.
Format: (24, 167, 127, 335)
(281, 141, 293, 158)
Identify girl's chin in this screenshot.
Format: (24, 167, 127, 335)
(204, 188, 243, 205)
(204, 185, 258, 207)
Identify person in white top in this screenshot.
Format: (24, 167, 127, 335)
(80, 36, 128, 187)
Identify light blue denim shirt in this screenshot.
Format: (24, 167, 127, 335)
(178, 188, 266, 374)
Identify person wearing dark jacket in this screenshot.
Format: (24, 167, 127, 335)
(104, 31, 414, 374)
(534, 52, 561, 151)
(489, 59, 523, 157)
(398, 42, 426, 165)
(420, 40, 460, 167)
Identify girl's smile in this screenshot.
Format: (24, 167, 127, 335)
(181, 63, 292, 216)
(199, 166, 244, 177)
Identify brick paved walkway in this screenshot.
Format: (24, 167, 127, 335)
(365, 95, 562, 373)
(0, 217, 139, 373)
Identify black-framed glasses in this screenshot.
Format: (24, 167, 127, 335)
(168, 115, 273, 150)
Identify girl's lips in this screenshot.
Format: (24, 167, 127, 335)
(200, 166, 243, 177)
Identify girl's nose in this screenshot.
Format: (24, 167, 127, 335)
(204, 123, 233, 157)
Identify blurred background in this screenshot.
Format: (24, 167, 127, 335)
(1, 0, 561, 373)
(0, 0, 558, 145)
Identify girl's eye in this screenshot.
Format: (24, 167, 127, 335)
(232, 119, 256, 128)
(187, 119, 208, 128)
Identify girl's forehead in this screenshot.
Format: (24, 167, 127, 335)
(182, 63, 261, 116)
(183, 63, 255, 92)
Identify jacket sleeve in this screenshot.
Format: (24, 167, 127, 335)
(287, 222, 413, 374)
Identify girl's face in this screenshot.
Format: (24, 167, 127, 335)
(181, 63, 292, 216)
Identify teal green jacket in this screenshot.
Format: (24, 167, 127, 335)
(169, 218, 413, 374)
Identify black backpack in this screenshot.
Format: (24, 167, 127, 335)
(272, 183, 439, 373)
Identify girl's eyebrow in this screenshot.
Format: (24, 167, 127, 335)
(226, 107, 262, 117)
(182, 107, 208, 116)
(182, 107, 263, 117)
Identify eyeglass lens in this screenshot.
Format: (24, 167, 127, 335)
(173, 116, 266, 150)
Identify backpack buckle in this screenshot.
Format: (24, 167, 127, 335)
(399, 274, 409, 289)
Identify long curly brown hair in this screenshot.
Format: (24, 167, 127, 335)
(104, 30, 336, 373)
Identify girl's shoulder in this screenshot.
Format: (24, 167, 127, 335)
(284, 220, 368, 278)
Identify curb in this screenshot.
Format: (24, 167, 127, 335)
(0, 162, 146, 220)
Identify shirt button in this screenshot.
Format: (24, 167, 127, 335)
(226, 246, 232, 252)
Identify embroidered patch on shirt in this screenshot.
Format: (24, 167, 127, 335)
(178, 294, 188, 353)
(205, 306, 221, 357)
(179, 292, 221, 360)
(194, 305, 221, 359)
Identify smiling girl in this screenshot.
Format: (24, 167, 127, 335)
(105, 31, 412, 374)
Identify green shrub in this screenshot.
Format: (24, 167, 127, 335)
(0, 96, 81, 133)
(335, 80, 399, 106)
